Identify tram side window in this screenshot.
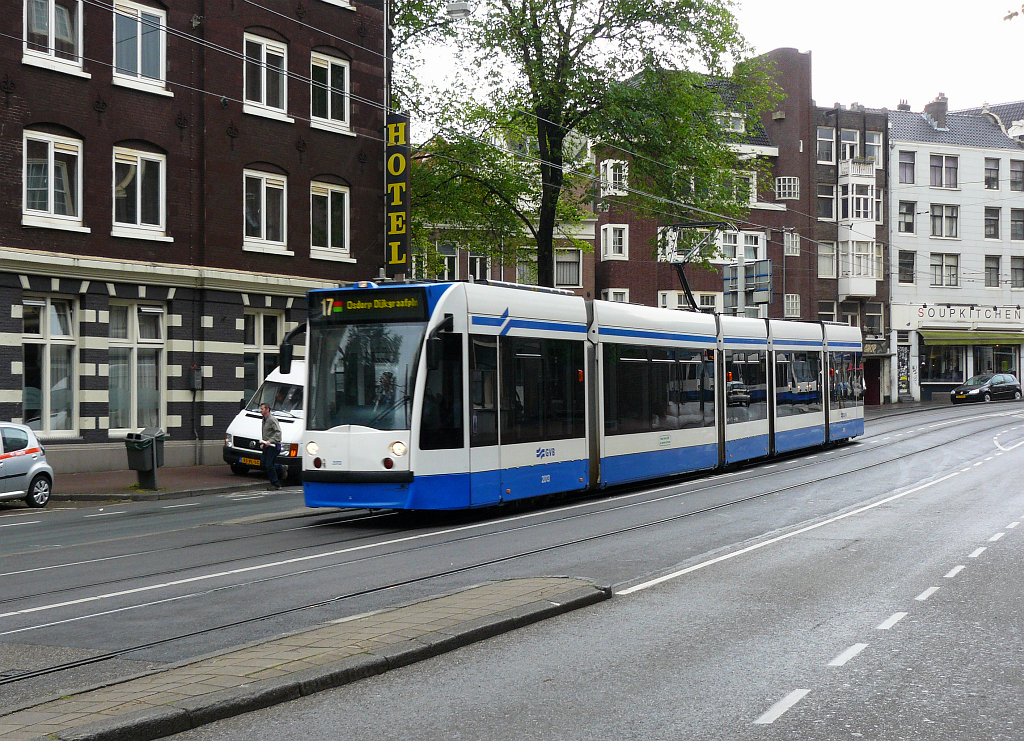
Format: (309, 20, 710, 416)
(420, 333, 463, 450)
(500, 337, 584, 444)
(775, 351, 822, 417)
(829, 351, 864, 409)
(469, 335, 498, 447)
(725, 350, 768, 422)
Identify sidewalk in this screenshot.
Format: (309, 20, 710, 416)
(0, 578, 610, 741)
(53, 464, 274, 502)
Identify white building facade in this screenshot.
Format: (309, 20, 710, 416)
(889, 96, 1024, 401)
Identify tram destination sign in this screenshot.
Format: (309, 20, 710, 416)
(312, 288, 429, 324)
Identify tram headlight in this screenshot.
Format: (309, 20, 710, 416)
(306, 441, 319, 455)
(389, 441, 407, 457)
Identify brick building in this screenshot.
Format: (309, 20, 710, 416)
(2, 0, 385, 472)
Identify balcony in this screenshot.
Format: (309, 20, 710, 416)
(838, 276, 877, 300)
(839, 159, 875, 178)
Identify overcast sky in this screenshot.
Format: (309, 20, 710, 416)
(735, 0, 1024, 113)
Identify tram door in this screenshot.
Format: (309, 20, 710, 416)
(468, 335, 502, 506)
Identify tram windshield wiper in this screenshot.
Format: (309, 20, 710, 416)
(369, 395, 411, 425)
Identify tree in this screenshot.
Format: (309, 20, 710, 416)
(394, 0, 778, 286)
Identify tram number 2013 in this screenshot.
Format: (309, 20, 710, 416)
(541, 475, 551, 484)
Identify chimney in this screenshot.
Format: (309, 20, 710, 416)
(897, 99, 911, 111)
(924, 93, 948, 129)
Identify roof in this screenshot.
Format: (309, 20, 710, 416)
(888, 108, 1022, 150)
(703, 78, 774, 149)
(955, 101, 1024, 127)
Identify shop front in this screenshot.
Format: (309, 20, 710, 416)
(917, 331, 1022, 401)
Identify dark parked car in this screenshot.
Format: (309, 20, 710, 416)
(950, 373, 1022, 404)
(727, 381, 751, 407)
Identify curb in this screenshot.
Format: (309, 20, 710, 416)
(35, 583, 611, 741)
(51, 481, 275, 502)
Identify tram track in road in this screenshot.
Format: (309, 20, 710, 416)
(2, 405, 1021, 690)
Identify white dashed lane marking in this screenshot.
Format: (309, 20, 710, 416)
(969, 547, 987, 558)
(877, 612, 907, 630)
(989, 532, 1005, 542)
(754, 689, 810, 725)
(1008, 522, 1020, 529)
(944, 565, 965, 578)
(828, 643, 867, 667)
(915, 587, 940, 601)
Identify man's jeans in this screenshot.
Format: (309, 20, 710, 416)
(261, 444, 283, 486)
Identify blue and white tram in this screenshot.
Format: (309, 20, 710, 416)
(298, 280, 863, 511)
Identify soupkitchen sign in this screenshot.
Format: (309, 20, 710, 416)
(918, 305, 1023, 322)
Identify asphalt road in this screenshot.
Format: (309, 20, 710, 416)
(3, 402, 1024, 738)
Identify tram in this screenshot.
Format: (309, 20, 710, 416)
(293, 280, 863, 510)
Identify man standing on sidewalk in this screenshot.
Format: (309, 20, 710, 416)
(259, 402, 284, 488)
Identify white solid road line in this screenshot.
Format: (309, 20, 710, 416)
(163, 503, 200, 509)
(617, 469, 964, 595)
(0, 521, 40, 528)
(877, 612, 907, 630)
(915, 587, 940, 601)
(83, 511, 126, 518)
(969, 547, 987, 558)
(989, 532, 1005, 542)
(944, 565, 965, 578)
(828, 643, 867, 667)
(754, 689, 810, 724)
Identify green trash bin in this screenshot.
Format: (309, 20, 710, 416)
(125, 428, 165, 489)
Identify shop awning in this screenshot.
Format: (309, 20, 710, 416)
(919, 329, 1024, 346)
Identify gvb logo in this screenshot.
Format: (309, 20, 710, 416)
(536, 447, 556, 459)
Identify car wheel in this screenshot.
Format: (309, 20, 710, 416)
(983, 392, 992, 403)
(25, 475, 51, 508)
(1016, 390, 1022, 401)
(230, 463, 250, 475)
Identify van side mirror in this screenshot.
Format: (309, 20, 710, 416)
(426, 336, 442, 370)
(279, 343, 294, 374)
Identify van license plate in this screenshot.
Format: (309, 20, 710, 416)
(240, 456, 260, 466)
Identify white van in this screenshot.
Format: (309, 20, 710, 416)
(223, 361, 305, 480)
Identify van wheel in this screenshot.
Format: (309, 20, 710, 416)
(25, 475, 51, 508)
(230, 463, 250, 475)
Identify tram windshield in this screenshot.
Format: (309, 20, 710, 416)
(307, 322, 426, 431)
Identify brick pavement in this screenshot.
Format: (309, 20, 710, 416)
(0, 578, 609, 741)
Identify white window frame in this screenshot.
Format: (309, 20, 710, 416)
(898, 201, 915, 234)
(816, 127, 834, 164)
(865, 131, 882, 165)
(930, 204, 959, 239)
(601, 224, 629, 260)
(111, 147, 168, 240)
(985, 255, 1001, 287)
(468, 252, 491, 282)
(985, 158, 1000, 190)
(930, 154, 958, 189)
(600, 159, 627, 197)
(244, 170, 290, 253)
(985, 207, 1001, 240)
(784, 293, 800, 318)
(775, 176, 799, 200)
(112, 2, 169, 95)
(930, 253, 959, 287)
(243, 33, 291, 122)
(107, 303, 165, 435)
(554, 248, 582, 288)
(310, 52, 351, 135)
(310, 181, 351, 261)
(23, 0, 87, 76)
(437, 243, 459, 281)
(20, 296, 77, 436)
(601, 289, 629, 303)
(818, 300, 837, 323)
(818, 241, 836, 279)
(715, 111, 745, 133)
(817, 183, 835, 220)
(23, 130, 86, 232)
(697, 293, 718, 312)
(899, 151, 915, 184)
(783, 231, 800, 256)
(243, 310, 283, 403)
(840, 129, 859, 160)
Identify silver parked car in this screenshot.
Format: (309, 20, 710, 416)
(0, 424, 54, 508)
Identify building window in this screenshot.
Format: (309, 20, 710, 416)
(24, 0, 82, 69)
(244, 33, 287, 115)
(818, 300, 836, 323)
(930, 253, 959, 287)
(875, 188, 884, 224)
(602, 289, 628, 303)
(244, 170, 287, 248)
(600, 159, 627, 197)
(113, 2, 165, 89)
(601, 224, 628, 260)
(22, 297, 75, 434)
(516, 250, 537, 285)
(864, 302, 883, 335)
(985, 255, 1000, 287)
(841, 129, 859, 160)
(985, 158, 1000, 190)
(899, 151, 915, 184)
(985, 207, 1000, 240)
(23, 131, 83, 230)
(437, 243, 459, 280)
(852, 184, 873, 219)
(898, 250, 915, 284)
(930, 204, 958, 238)
(108, 304, 163, 431)
(816, 126, 834, 163)
(898, 201, 915, 233)
(554, 249, 581, 287)
(721, 232, 737, 259)
(865, 131, 882, 164)
(243, 310, 282, 403)
(839, 241, 878, 278)
(468, 252, 490, 281)
(310, 181, 348, 257)
(1012, 209, 1024, 241)
(714, 112, 745, 133)
(783, 231, 800, 256)
(817, 184, 834, 219)
(112, 148, 165, 236)
(930, 154, 958, 188)
(698, 294, 717, 311)
(743, 233, 762, 260)
(775, 176, 799, 200)
(310, 52, 349, 132)
(1011, 160, 1024, 192)
(818, 241, 836, 278)
(784, 293, 800, 318)
(1012, 256, 1024, 288)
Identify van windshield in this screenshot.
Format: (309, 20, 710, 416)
(246, 381, 304, 415)
(307, 322, 425, 431)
